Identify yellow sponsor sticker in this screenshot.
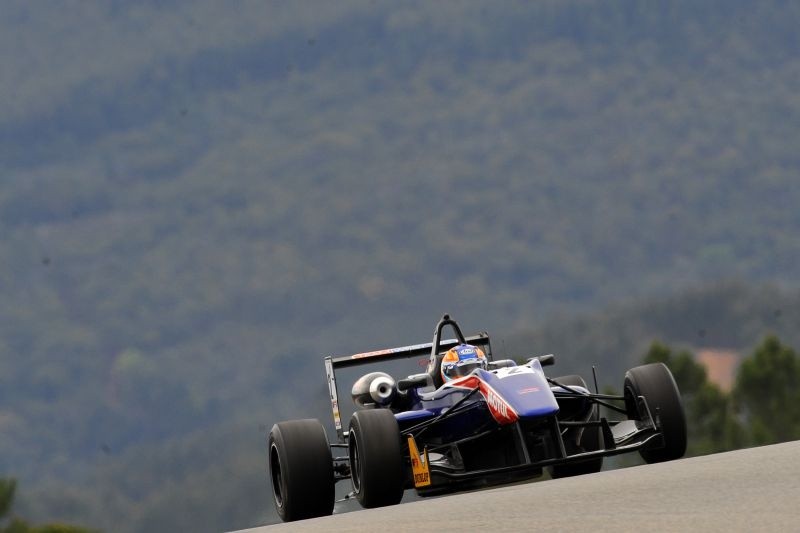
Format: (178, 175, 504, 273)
(407, 434, 431, 488)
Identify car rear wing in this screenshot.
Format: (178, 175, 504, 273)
(328, 333, 492, 369)
(325, 332, 492, 442)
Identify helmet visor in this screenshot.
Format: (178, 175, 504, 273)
(444, 358, 484, 379)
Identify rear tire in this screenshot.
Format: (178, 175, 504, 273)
(624, 363, 687, 463)
(348, 409, 404, 508)
(549, 375, 603, 478)
(268, 419, 334, 521)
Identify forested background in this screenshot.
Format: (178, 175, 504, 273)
(2, 1, 800, 531)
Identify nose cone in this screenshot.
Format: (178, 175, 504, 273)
(479, 367, 559, 419)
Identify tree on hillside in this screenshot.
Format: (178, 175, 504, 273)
(0, 481, 15, 524)
(734, 335, 800, 445)
(643, 342, 706, 393)
(643, 342, 744, 455)
(0, 479, 96, 533)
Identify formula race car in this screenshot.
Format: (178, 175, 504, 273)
(267, 314, 687, 522)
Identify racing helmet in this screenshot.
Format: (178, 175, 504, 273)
(441, 344, 487, 382)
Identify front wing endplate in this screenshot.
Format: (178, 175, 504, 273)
(407, 434, 431, 488)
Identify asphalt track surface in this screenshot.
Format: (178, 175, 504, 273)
(234, 440, 800, 532)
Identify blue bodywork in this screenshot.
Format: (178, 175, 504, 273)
(394, 360, 563, 441)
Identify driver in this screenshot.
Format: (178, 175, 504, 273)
(441, 344, 488, 382)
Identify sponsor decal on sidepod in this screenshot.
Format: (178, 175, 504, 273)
(447, 375, 518, 425)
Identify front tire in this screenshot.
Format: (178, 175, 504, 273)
(348, 409, 404, 508)
(549, 375, 603, 478)
(268, 419, 334, 521)
(624, 363, 687, 463)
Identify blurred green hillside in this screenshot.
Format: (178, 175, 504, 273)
(2, 1, 800, 531)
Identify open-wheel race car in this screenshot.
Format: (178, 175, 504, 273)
(267, 314, 687, 521)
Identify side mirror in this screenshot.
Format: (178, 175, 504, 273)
(397, 374, 430, 392)
(528, 354, 555, 367)
(487, 359, 517, 370)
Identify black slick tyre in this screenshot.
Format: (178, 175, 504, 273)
(624, 362, 687, 463)
(268, 419, 334, 521)
(348, 409, 404, 508)
(549, 375, 603, 478)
